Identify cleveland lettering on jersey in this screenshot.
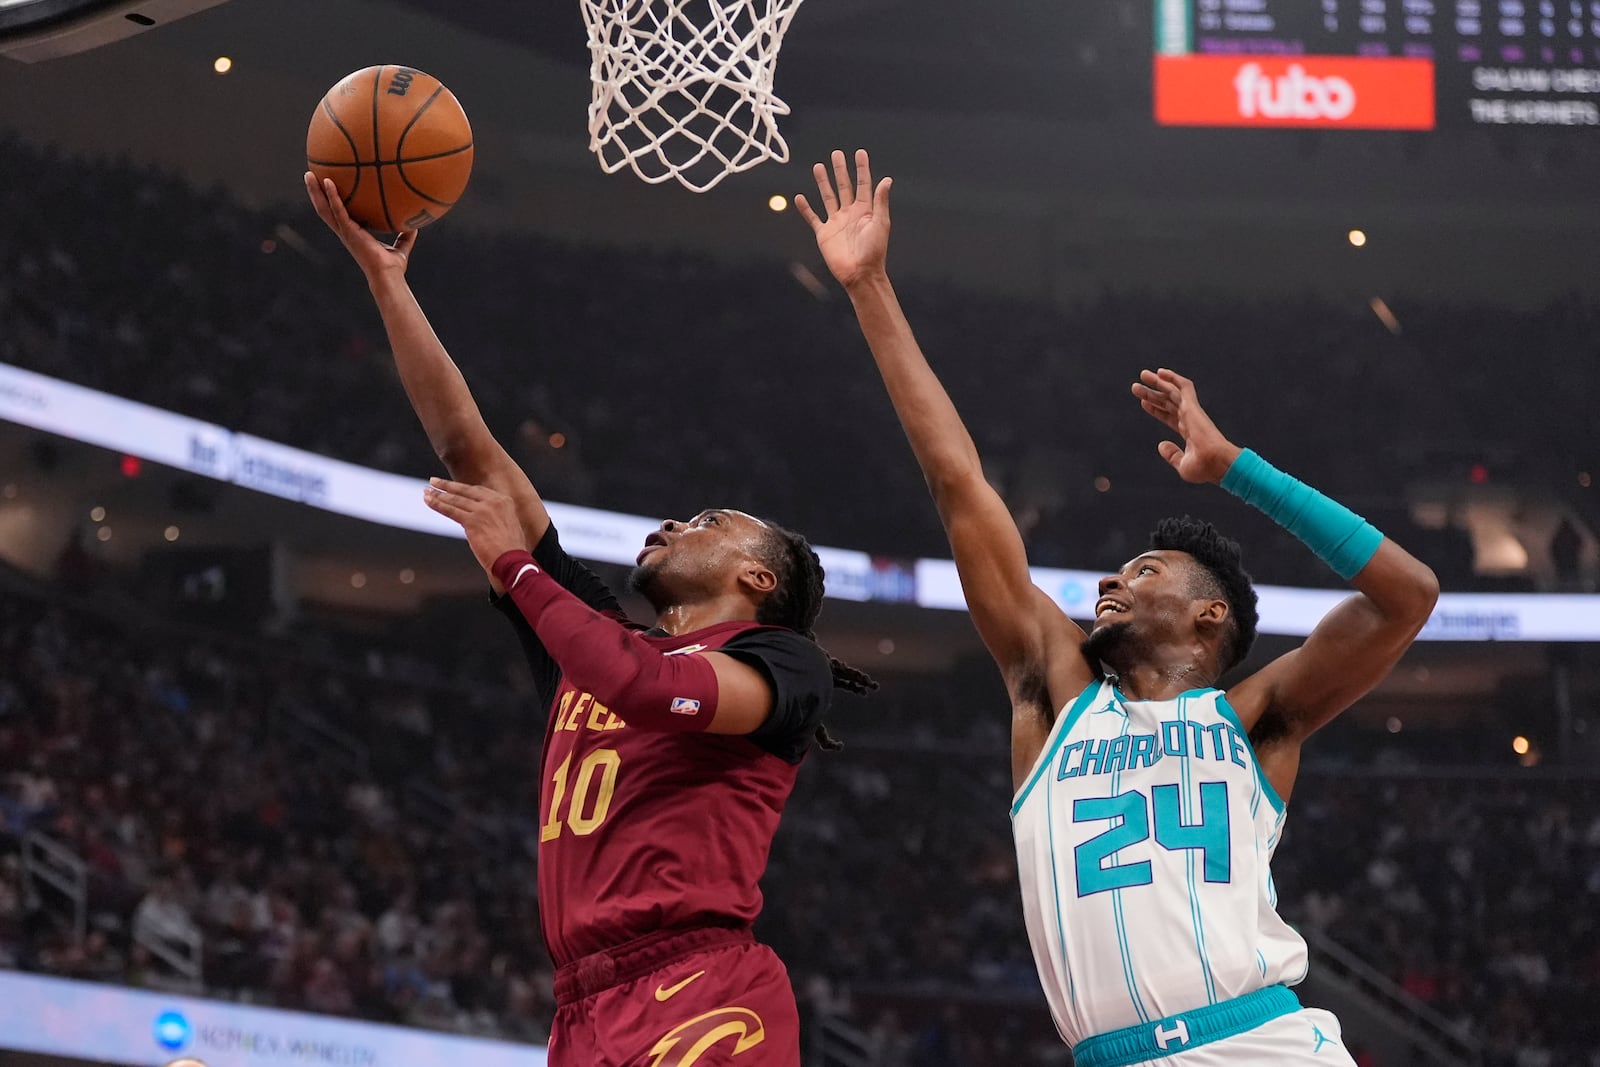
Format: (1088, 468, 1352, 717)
(550, 689, 629, 733)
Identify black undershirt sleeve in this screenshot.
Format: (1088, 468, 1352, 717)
(717, 627, 835, 764)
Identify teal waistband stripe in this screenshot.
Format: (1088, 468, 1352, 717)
(1072, 985, 1301, 1067)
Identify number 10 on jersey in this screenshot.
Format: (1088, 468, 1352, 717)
(542, 748, 620, 841)
(1072, 782, 1231, 896)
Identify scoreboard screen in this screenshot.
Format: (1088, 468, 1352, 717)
(1154, 0, 1600, 128)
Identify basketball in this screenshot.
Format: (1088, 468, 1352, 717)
(306, 65, 473, 232)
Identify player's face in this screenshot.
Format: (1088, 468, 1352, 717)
(1083, 551, 1204, 667)
(629, 509, 772, 605)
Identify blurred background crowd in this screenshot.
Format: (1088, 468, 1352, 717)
(1, 140, 1597, 1067)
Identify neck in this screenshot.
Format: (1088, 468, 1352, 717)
(1106, 649, 1217, 702)
(652, 592, 760, 636)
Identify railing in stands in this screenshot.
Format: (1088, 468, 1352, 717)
(402, 778, 501, 848)
(21, 831, 86, 944)
(273, 700, 370, 775)
(808, 1011, 874, 1067)
(132, 908, 204, 992)
(1302, 927, 1481, 1066)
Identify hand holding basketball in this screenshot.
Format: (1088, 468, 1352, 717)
(796, 149, 893, 291)
(306, 66, 473, 232)
(305, 171, 415, 281)
(1132, 369, 1243, 485)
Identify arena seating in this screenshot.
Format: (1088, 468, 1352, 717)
(2, 573, 1593, 1066)
(3, 141, 1596, 1066)
(7, 138, 1594, 589)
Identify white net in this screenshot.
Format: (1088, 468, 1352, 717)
(582, 0, 806, 193)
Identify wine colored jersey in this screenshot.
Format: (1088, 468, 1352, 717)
(493, 526, 834, 966)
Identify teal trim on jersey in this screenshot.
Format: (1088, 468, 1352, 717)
(1107, 716, 1151, 1023)
(1071, 985, 1302, 1067)
(1044, 747, 1078, 1011)
(1011, 681, 1104, 818)
(1111, 882, 1148, 1021)
(1214, 695, 1287, 816)
(1177, 694, 1219, 1005)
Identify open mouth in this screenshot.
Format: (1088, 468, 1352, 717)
(636, 532, 668, 565)
(1095, 597, 1129, 619)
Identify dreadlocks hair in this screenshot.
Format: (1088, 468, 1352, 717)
(1149, 515, 1260, 674)
(755, 521, 878, 751)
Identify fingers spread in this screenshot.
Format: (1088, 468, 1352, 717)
(1132, 381, 1176, 409)
(873, 176, 893, 222)
(853, 149, 872, 201)
(1140, 399, 1180, 433)
(831, 149, 854, 207)
(793, 193, 822, 232)
(812, 161, 838, 215)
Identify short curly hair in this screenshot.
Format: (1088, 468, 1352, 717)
(1149, 516, 1260, 672)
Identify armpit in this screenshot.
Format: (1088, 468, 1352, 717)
(1007, 664, 1055, 727)
(1249, 706, 1293, 749)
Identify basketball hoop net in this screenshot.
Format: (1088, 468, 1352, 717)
(582, 0, 805, 193)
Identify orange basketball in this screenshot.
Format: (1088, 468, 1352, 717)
(307, 65, 473, 232)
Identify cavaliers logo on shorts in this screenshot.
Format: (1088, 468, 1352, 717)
(647, 1007, 765, 1066)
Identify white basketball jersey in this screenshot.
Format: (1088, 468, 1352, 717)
(1011, 679, 1308, 1046)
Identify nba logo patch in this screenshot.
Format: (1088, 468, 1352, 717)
(670, 697, 702, 716)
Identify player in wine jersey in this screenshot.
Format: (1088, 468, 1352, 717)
(306, 174, 873, 1067)
(798, 152, 1440, 1066)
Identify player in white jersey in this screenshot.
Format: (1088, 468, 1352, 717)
(798, 151, 1441, 1065)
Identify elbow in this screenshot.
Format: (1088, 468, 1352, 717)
(1405, 562, 1441, 625)
(435, 437, 484, 480)
(924, 456, 989, 505)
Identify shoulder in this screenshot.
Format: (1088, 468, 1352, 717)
(1221, 658, 1286, 737)
(720, 622, 822, 652)
(717, 625, 832, 682)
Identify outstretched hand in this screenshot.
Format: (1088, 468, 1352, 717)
(303, 172, 415, 281)
(1131, 369, 1243, 485)
(794, 149, 892, 290)
(422, 477, 526, 576)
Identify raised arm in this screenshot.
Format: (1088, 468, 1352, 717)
(424, 479, 802, 737)
(797, 152, 1094, 750)
(305, 174, 550, 569)
(1133, 369, 1439, 797)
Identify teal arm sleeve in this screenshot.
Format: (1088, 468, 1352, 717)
(1220, 449, 1384, 581)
